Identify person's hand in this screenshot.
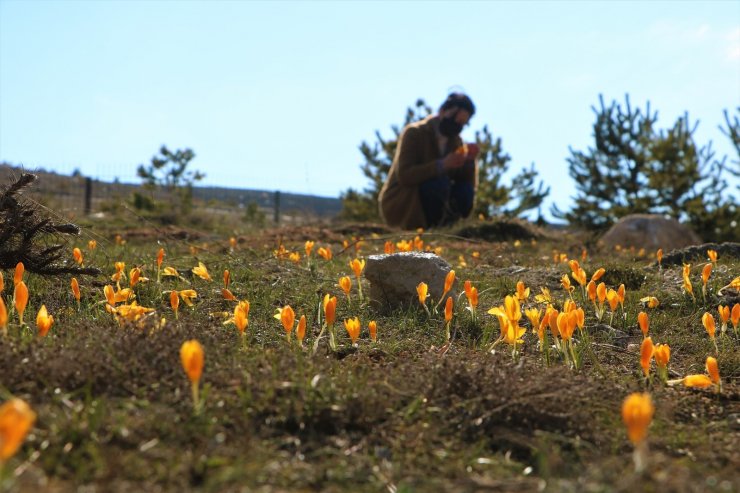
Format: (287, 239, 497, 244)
(441, 151, 466, 170)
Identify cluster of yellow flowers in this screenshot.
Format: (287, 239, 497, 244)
(0, 263, 52, 337)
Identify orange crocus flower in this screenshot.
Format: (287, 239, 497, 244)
(637, 311, 649, 338)
(640, 337, 654, 378)
(556, 312, 576, 341)
(339, 276, 352, 298)
(368, 320, 377, 342)
(442, 270, 455, 299)
(621, 393, 653, 445)
(222, 288, 237, 301)
(170, 290, 180, 319)
(575, 307, 585, 330)
(192, 262, 212, 282)
(344, 317, 361, 344)
(468, 287, 478, 309)
(731, 303, 740, 333)
(683, 374, 713, 388)
(129, 267, 145, 288)
(178, 289, 197, 307)
(607, 289, 619, 313)
(223, 270, 231, 289)
(0, 297, 7, 336)
(707, 249, 717, 263)
(180, 339, 204, 412)
(502, 318, 526, 346)
(653, 343, 671, 383)
(71, 278, 81, 306)
(596, 282, 607, 304)
(444, 297, 454, 323)
(279, 305, 295, 337)
(350, 258, 365, 279)
(304, 241, 314, 257)
(296, 315, 306, 346)
(180, 340, 204, 383)
(416, 282, 428, 306)
(14, 281, 28, 325)
(563, 299, 576, 313)
(591, 268, 605, 282)
(587, 281, 596, 302)
(0, 398, 37, 461)
(524, 307, 541, 332)
(561, 274, 574, 294)
(317, 247, 332, 260)
(546, 308, 560, 340)
(706, 356, 720, 391)
(88, 240, 97, 250)
(111, 261, 126, 283)
(73, 247, 83, 266)
(36, 305, 54, 338)
(103, 285, 116, 306)
(323, 294, 337, 327)
(656, 248, 663, 267)
(640, 296, 660, 309)
(463, 280, 472, 299)
(516, 281, 530, 301)
(14, 262, 24, 286)
(717, 305, 730, 335)
(702, 312, 716, 339)
(572, 268, 587, 287)
(156, 248, 165, 283)
(682, 264, 694, 299)
(384, 241, 395, 254)
(654, 344, 670, 371)
(234, 302, 249, 335)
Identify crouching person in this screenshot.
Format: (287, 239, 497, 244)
(379, 92, 479, 230)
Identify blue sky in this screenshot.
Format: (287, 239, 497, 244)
(1, 0, 738, 217)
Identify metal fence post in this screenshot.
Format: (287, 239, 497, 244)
(274, 190, 281, 224)
(84, 177, 93, 214)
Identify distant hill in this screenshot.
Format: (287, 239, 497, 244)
(189, 185, 342, 217)
(0, 163, 342, 218)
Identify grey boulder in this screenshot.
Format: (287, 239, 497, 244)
(364, 252, 454, 311)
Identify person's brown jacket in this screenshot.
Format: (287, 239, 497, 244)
(378, 115, 467, 230)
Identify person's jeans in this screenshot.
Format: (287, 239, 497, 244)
(419, 173, 474, 227)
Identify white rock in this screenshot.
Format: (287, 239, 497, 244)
(365, 252, 454, 311)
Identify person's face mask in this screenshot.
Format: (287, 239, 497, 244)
(439, 112, 465, 137)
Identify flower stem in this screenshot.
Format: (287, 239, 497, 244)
(191, 381, 200, 415)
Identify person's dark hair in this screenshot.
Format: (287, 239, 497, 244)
(439, 92, 475, 116)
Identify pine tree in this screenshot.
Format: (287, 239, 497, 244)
(553, 95, 737, 241)
(137, 146, 205, 214)
(473, 125, 549, 219)
(719, 108, 739, 178)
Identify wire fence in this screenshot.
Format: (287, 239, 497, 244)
(0, 164, 342, 225)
